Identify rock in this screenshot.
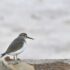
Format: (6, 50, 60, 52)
(1, 57, 70, 70)
(0, 60, 12, 70)
(0, 56, 34, 70)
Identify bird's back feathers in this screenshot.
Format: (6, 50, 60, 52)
(6, 37, 25, 54)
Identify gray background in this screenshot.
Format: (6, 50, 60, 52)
(0, 0, 70, 59)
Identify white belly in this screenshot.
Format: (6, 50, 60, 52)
(8, 45, 26, 56)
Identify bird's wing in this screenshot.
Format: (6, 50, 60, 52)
(6, 37, 24, 54)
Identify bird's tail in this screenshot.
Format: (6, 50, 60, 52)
(1, 53, 6, 57)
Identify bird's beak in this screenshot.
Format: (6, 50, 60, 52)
(26, 36, 34, 40)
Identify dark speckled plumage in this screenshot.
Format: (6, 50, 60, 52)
(1, 33, 33, 57)
(6, 36, 25, 54)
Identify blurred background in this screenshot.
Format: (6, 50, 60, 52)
(0, 0, 70, 59)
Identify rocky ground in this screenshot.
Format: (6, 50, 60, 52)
(0, 57, 70, 70)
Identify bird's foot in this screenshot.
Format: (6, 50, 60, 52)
(13, 60, 19, 65)
(13, 58, 21, 65)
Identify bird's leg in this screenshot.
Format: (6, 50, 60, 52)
(13, 56, 16, 61)
(12, 55, 18, 64)
(15, 54, 18, 60)
(14, 54, 19, 64)
(13, 54, 18, 60)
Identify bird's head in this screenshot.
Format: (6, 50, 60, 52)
(19, 33, 33, 40)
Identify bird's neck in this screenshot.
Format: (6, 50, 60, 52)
(18, 36, 26, 42)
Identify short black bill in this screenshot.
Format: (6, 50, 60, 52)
(27, 36, 34, 40)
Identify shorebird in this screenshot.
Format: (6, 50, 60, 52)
(1, 33, 33, 60)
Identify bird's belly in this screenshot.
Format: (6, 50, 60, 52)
(8, 45, 26, 56)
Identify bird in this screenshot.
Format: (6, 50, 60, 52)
(1, 33, 33, 60)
